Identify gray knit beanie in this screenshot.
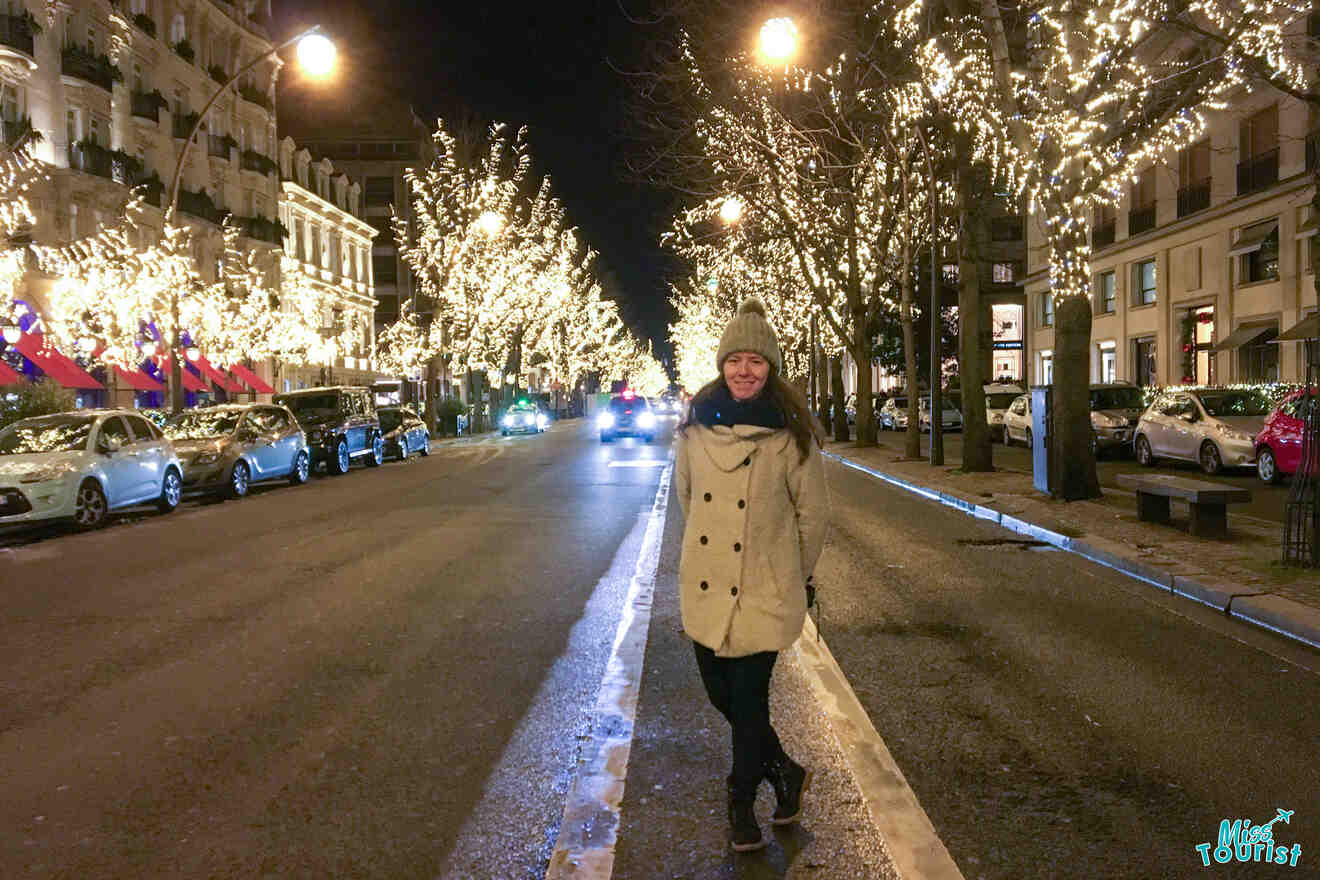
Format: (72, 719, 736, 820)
(716, 297, 782, 374)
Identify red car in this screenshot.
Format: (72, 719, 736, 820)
(1255, 389, 1317, 483)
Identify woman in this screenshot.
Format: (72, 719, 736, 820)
(674, 297, 830, 852)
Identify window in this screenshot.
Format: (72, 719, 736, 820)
(1133, 336, 1157, 386)
(1178, 141, 1210, 216)
(1133, 259, 1156, 305)
(311, 227, 321, 265)
(373, 254, 397, 283)
(125, 414, 157, 441)
(1238, 105, 1278, 194)
(66, 107, 80, 145)
(364, 176, 394, 207)
(1040, 291, 1054, 327)
(1097, 271, 1116, 314)
(293, 218, 304, 260)
(991, 216, 1024, 241)
(1038, 351, 1054, 385)
(96, 416, 130, 451)
(130, 0, 146, 13)
(1093, 203, 1117, 248)
(1098, 343, 1117, 383)
(1129, 167, 1156, 235)
(992, 262, 1015, 283)
(1234, 220, 1279, 284)
(1241, 327, 1279, 383)
(170, 13, 186, 45)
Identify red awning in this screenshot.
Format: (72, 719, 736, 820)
(0, 360, 24, 386)
(12, 333, 104, 389)
(162, 356, 209, 392)
(191, 354, 245, 393)
(226, 362, 275, 394)
(114, 364, 166, 392)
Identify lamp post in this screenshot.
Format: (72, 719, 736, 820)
(163, 27, 334, 413)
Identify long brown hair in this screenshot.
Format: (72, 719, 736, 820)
(680, 374, 826, 462)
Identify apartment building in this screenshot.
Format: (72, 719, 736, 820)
(1025, 85, 1319, 388)
(276, 135, 377, 392)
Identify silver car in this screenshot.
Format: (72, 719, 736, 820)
(1089, 382, 1146, 456)
(165, 404, 309, 498)
(919, 396, 963, 433)
(0, 410, 183, 530)
(1134, 389, 1271, 475)
(878, 396, 910, 430)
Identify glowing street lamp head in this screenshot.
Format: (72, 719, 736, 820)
(719, 197, 744, 224)
(759, 17, 798, 62)
(477, 211, 504, 235)
(296, 33, 336, 77)
(2, 325, 20, 344)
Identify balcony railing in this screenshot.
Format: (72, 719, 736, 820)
(0, 116, 33, 147)
(237, 215, 289, 245)
(1307, 131, 1320, 172)
(130, 90, 166, 123)
(134, 174, 164, 208)
(1177, 179, 1211, 217)
(68, 142, 112, 179)
(1092, 220, 1116, 249)
(207, 64, 227, 84)
(172, 111, 201, 140)
(1128, 204, 1156, 236)
(61, 45, 122, 92)
(237, 83, 273, 112)
(240, 149, 278, 175)
(178, 188, 222, 224)
(131, 13, 156, 38)
(207, 133, 234, 160)
(1236, 148, 1279, 196)
(0, 14, 35, 58)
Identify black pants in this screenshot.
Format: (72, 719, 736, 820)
(693, 642, 784, 801)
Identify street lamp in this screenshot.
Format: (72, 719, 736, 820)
(163, 26, 335, 413)
(719, 196, 744, 224)
(477, 210, 504, 236)
(759, 17, 799, 62)
(1, 325, 19, 345)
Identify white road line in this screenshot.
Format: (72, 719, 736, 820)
(544, 451, 672, 880)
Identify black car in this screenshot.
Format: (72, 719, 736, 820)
(597, 393, 657, 443)
(378, 406, 431, 460)
(274, 386, 383, 475)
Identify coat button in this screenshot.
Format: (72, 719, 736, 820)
(700, 580, 709, 590)
(703, 492, 712, 502)
(737, 499, 745, 509)
(700, 535, 708, 545)
(733, 542, 741, 552)
(730, 586, 739, 596)
(742, 456, 751, 466)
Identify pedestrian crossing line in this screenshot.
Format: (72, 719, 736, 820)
(544, 451, 673, 880)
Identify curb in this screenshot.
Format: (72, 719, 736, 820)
(823, 451, 1320, 652)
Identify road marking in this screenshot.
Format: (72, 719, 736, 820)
(545, 451, 672, 879)
(606, 460, 666, 468)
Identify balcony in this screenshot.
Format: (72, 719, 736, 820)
(130, 90, 167, 123)
(131, 13, 156, 38)
(172, 39, 194, 63)
(207, 64, 227, 84)
(61, 45, 122, 92)
(207, 133, 235, 160)
(0, 116, 33, 147)
(1128, 204, 1156, 236)
(1236, 148, 1278, 196)
(178, 187, 222, 224)
(1307, 131, 1320, 171)
(1092, 220, 1116, 249)
(68, 142, 112, 179)
(134, 173, 164, 208)
(0, 13, 36, 62)
(237, 215, 289, 245)
(237, 83, 273, 113)
(172, 111, 201, 140)
(1177, 179, 1210, 217)
(240, 149, 278, 175)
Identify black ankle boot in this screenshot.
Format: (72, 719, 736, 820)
(727, 794, 765, 852)
(764, 754, 811, 825)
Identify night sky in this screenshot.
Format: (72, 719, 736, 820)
(274, 0, 680, 363)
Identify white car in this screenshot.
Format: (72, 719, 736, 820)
(984, 384, 1026, 440)
(1134, 389, 1270, 475)
(1002, 393, 1036, 447)
(878, 396, 910, 430)
(0, 410, 184, 531)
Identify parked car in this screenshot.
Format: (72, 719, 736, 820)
(1002, 393, 1035, 447)
(1134, 388, 1272, 474)
(919, 395, 963, 433)
(379, 406, 432, 459)
(0, 410, 183, 530)
(274, 386, 383, 475)
(984, 384, 1025, 440)
(1089, 382, 1145, 457)
(878, 396, 910, 431)
(1254, 388, 1316, 484)
(164, 404, 309, 498)
(598, 392, 656, 442)
(501, 399, 549, 436)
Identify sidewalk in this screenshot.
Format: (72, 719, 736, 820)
(823, 434, 1320, 650)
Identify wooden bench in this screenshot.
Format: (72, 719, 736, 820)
(1116, 474, 1252, 539)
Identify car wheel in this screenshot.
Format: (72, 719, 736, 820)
(71, 479, 108, 531)
(157, 468, 182, 513)
(420, 436, 431, 457)
(226, 460, 250, 499)
(289, 450, 310, 485)
(1135, 435, 1156, 467)
(1025, 428, 1033, 449)
(329, 439, 350, 475)
(1199, 441, 1223, 476)
(398, 437, 408, 460)
(366, 434, 384, 467)
(1257, 447, 1281, 484)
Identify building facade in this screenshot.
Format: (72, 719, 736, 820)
(1025, 85, 1319, 388)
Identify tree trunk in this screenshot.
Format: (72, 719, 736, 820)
(1051, 295, 1101, 499)
(816, 344, 831, 427)
(829, 356, 849, 441)
(853, 307, 876, 445)
(423, 356, 440, 434)
(956, 152, 992, 471)
(899, 170, 921, 460)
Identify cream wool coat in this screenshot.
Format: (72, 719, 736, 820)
(675, 422, 830, 657)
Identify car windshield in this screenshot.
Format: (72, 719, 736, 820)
(0, 415, 95, 454)
(610, 397, 647, 413)
(987, 393, 1021, 409)
(1090, 387, 1145, 410)
(164, 411, 242, 439)
(921, 397, 958, 412)
(277, 394, 339, 418)
(378, 410, 402, 431)
(1198, 392, 1273, 418)
(890, 398, 907, 409)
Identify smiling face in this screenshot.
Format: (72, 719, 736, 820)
(723, 351, 771, 401)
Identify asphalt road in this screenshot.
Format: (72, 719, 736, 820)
(0, 421, 672, 878)
(876, 429, 1289, 524)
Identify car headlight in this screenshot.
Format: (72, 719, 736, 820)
(638, 412, 657, 428)
(990, 413, 1003, 423)
(1215, 424, 1253, 444)
(597, 412, 615, 428)
(19, 463, 76, 483)
(194, 451, 222, 465)
(502, 415, 513, 428)
(536, 414, 549, 427)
